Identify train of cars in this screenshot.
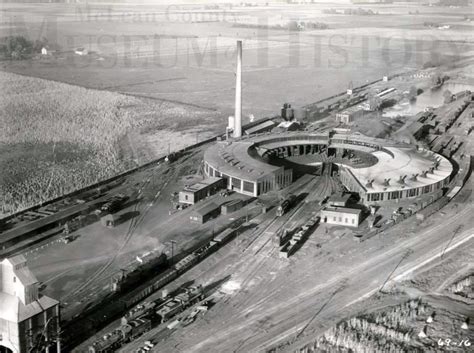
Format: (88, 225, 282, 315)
(73, 226, 240, 352)
(89, 285, 204, 352)
(279, 215, 320, 258)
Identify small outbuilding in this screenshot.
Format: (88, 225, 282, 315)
(221, 199, 244, 215)
(101, 214, 116, 228)
(320, 207, 361, 228)
(74, 47, 89, 56)
(189, 202, 221, 224)
(335, 106, 363, 124)
(179, 177, 224, 205)
(328, 194, 352, 208)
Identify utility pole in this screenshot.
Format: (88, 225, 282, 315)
(166, 240, 177, 263)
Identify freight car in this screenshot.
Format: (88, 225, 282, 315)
(84, 227, 241, 352)
(156, 285, 204, 323)
(100, 194, 128, 214)
(88, 286, 202, 352)
(88, 329, 124, 353)
(121, 301, 157, 325)
(121, 317, 151, 341)
(276, 195, 296, 217)
(88, 313, 152, 352)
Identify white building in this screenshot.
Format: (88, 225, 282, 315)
(0, 255, 60, 353)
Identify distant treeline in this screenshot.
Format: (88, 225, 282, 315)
(322, 8, 379, 15)
(0, 36, 48, 60)
(234, 20, 328, 31)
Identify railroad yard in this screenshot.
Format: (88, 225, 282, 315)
(0, 59, 472, 351)
(1, 61, 471, 351)
(1, 2, 473, 353)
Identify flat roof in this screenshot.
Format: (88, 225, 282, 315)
(245, 120, 276, 135)
(183, 177, 223, 193)
(192, 202, 220, 216)
(322, 207, 362, 215)
(328, 194, 351, 204)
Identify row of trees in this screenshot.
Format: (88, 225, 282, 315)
(0, 36, 48, 60)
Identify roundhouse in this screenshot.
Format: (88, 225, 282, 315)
(203, 131, 453, 205)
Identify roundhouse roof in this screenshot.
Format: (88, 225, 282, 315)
(203, 132, 453, 192)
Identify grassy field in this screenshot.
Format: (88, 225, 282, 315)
(2, 2, 473, 117)
(1, 1, 472, 216)
(0, 71, 220, 217)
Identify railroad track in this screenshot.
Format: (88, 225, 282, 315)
(62, 164, 172, 300)
(62, 152, 201, 300)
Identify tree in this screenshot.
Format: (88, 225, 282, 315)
(1, 36, 33, 59)
(443, 89, 453, 103)
(409, 86, 418, 100)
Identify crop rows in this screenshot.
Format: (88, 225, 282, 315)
(303, 300, 430, 353)
(0, 71, 218, 217)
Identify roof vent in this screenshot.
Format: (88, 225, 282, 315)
(383, 178, 390, 186)
(397, 175, 407, 185)
(365, 179, 375, 188)
(410, 174, 418, 181)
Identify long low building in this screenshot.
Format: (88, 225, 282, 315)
(320, 207, 362, 227)
(203, 131, 453, 205)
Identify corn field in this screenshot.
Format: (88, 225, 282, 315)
(0, 71, 217, 217)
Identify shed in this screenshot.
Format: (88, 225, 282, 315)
(244, 120, 276, 135)
(221, 199, 243, 215)
(328, 194, 351, 207)
(101, 214, 116, 228)
(74, 47, 89, 56)
(189, 202, 221, 224)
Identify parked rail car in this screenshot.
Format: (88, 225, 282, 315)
(156, 285, 204, 323)
(88, 329, 123, 353)
(213, 227, 237, 244)
(175, 253, 199, 273)
(121, 301, 157, 325)
(121, 317, 152, 341)
(276, 195, 296, 217)
(101, 194, 128, 213)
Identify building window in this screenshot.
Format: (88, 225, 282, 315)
(352, 219, 355, 224)
(13, 276, 16, 283)
(231, 178, 242, 190)
(333, 216, 336, 221)
(338, 217, 342, 222)
(185, 195, 188, 200)
(345, 218, 348, 223)
(243, 181, 254, 193)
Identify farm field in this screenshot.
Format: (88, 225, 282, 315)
(0, 71, 220, 217)
(2, 2, 474, 118)
(1, 2, 472, 216)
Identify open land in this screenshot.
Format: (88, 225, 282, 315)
(0, 2, 473, 353)
(1, 1, 473, 216)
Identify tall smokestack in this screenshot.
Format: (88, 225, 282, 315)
(234, 40, 242, 138)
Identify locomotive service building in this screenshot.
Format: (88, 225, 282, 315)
(203, 131, 453, 206)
